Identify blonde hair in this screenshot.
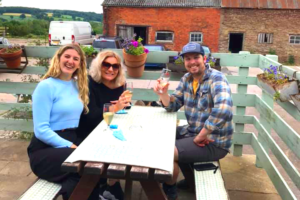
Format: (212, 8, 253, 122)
(89, 50, 125, 87)
(43, 44, 89, 113)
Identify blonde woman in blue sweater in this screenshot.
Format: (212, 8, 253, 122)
(27, 44, 99, 200)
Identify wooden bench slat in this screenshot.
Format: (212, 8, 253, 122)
(18, 179, 61, 200)
(194, 161, 228, 200)
(130, 166, 149, 179)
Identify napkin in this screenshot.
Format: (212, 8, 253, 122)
(113, 130, 126, 141)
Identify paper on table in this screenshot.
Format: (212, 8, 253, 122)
(65, 106, 177, 173)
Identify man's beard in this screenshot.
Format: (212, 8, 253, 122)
(188, 64, 203, 77)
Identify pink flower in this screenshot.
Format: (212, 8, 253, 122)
(144, 48, 149, 54)
(131, 41, 139, 48)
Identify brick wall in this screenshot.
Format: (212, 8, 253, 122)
(219, 9, 300, 64)
(103, 7, 221, 52)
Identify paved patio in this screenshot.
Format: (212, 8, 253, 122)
(0, 139, 281, 200)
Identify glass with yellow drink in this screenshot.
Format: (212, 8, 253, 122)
(159, 68, 171, 93)
(103, 103, 114, 131)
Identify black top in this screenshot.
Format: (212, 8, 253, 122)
(76, 75, 124, 141)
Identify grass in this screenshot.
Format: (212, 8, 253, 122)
(3, 13, 32, 17)
(61, 14, 72, 19)
(0, 15, 35, 21)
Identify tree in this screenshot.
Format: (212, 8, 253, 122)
(10, 16, 13, 20)
(20, 13, 26, 19)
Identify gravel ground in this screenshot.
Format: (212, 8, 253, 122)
(0, 130, 21, 139)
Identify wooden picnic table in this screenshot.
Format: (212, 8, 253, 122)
(61, 106, 177, 200)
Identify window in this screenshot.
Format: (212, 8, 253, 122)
(190, 32, 203, 43)
(155, 31, 174, 42)
(289, 35, 300, 44)
(258, 33, 273, 44)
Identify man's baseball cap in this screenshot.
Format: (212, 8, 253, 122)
(179, 42, 205, 57)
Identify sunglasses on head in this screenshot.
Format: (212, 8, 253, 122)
(102, 61, 120, 70)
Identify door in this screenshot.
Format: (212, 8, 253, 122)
(229, 33, 244, 53)
(118, 25, 147, 44)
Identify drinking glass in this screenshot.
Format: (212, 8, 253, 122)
(124, 82, 133, 103)
(159, 68, 171, 93)
(103, 103, 114, 131)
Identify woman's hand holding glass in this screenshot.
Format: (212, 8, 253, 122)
(110, 91, 131, 112)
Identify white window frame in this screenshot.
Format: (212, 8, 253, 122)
(258, 33, 273, 44)
(289, 35, 300, 44)
(189, 32, 203, 43)
(155, 31, 174, 43)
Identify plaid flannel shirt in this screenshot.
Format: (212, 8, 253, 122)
(165, 64, 234, 150)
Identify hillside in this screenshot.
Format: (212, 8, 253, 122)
(0, 6, 103, 22)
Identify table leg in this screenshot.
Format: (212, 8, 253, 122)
(69, 174, 101, 200)
(140, 181, 167, 200)
(124, 180, 133, 200)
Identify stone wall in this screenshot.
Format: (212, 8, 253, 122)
(219, 9, 300, 64)
(103, 7, 221, 52)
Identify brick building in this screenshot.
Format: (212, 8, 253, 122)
(102, 0, 300, 63)
(102, 0, 221, 53)
(219, 0, 300, 64)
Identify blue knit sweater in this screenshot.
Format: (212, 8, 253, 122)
(32, 77, 83, 148)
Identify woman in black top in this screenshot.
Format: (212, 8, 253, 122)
(77, 50, 130, 141)
(77, 50, 130, 200)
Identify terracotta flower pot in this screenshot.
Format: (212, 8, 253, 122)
(0, 48, 22, 68)
(257, 73, 299, 102)
(123, 49, 147, 78)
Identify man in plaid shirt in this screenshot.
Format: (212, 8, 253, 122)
(154, 42, 233, 200)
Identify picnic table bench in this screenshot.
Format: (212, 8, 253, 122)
(0, 46, 299, 200)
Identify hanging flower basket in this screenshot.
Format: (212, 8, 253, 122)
(290, 94, 300, 112)
(257, 68, 299, 102)
(0, 47, 22, 68)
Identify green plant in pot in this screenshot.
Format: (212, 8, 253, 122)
(0, 44, 22, 68)
(80, 45, 97, 68)
(121, 35, 149, 78)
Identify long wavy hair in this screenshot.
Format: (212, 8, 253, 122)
(89, 50, 125, 87)
(42, 44, 89, 113)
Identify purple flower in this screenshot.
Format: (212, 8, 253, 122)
(144, 48, 149, 54)
(174, 56, 179, 60)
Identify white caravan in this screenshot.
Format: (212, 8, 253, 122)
(49, 21, 95, 46)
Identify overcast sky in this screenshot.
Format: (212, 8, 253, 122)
(2, 0, 104, 14)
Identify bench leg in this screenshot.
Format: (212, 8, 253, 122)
(179, 163, 195, 191)
(69, 174, 101, 200)
(140, 181, 167, 200)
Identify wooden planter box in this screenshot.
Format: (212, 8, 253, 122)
(290, 94, 300, 111)
(257, 73, 299, 102)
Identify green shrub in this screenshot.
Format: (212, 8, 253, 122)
(19, 132, 34, 140)
(268, 49, 276, 55)
(288, 55, 295, 65)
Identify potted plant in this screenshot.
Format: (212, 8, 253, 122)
(80, 45, 97, 68)
(257, 65, 299, 101)
(121, 35, 149, 78)
(207, 56, 221, 71)
(0, 44, 22, 68)
(167, 55, 186, 73)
